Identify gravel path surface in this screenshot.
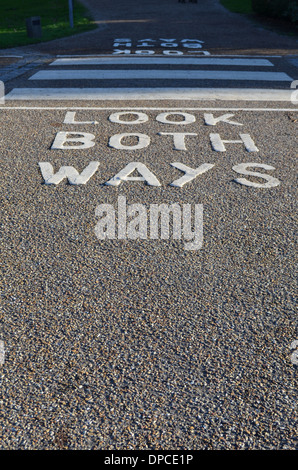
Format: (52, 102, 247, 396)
(0, 0, 297, 452)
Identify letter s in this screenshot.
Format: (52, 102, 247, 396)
(232, 163, 280, 188)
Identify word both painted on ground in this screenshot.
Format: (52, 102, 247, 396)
(38, 111, 281, 189)
(112, 38, 210, 55)
(52, 130, 258, 152)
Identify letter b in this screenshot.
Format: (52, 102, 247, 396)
(51, 131, 95, 149)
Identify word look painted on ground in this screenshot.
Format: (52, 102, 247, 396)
(112, 38, 210, 55)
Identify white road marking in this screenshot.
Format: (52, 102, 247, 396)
(170, 163, 214, 187)
(109, 111, 149, 124)
(232, 163, 280, 188)
(156, 112, 196, 124)
(204, 113, 243, 126)
(158, 132, 198, 150)
(0, 55, 23, 58)
(39, 161, 100, 185)
(0, 341, 5, 365)
(51, 131, 96, 149)
(290, 340, 298, 365)
(109, 133, 151, 150)
(55, 54, 282, 57)
(63, 111, 99, 124)
(5, 88, 295, 101)
(210, 133, 259, 152)
(105, 162, 161, 187)
(1, 107, 297, 111)
(29, 70, 292, 81)
(50, 57, 274, 66)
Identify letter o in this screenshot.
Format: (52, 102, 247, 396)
(163, 50, 183, 55)
(109, 112, 149, 124)
(135, 50, 155, 55)
(109, 133, 150, 150)
(156, 112, 195, 125)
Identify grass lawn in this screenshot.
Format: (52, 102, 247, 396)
(220, 0, 253, 14)
(0, 0, 97, 49)
(220, 0, 297, 36)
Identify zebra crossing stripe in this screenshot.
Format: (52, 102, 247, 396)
(5, 54, 294, 102)
(50, 57, 274, 66)
(5, 88, 294, 101)
(29, 70, 292, 81)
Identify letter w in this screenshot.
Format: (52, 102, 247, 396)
(39, 162, 99, 185)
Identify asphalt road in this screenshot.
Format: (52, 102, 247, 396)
(0, 0, 297, 454)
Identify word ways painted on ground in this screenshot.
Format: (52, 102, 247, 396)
(112, 38, 210, 55)
(39, 111, 281, 189)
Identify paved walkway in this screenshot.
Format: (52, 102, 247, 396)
(0, 0, 297, 57)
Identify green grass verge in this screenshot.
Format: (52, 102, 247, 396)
(0, 0, 97, 49)
(220, 0, 253, 14)
(220, 0, 297, 35)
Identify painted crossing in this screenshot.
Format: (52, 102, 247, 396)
(50, 57, 275, 66)
(29, 70, 291, 81)
(5, 55, 294, 101)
